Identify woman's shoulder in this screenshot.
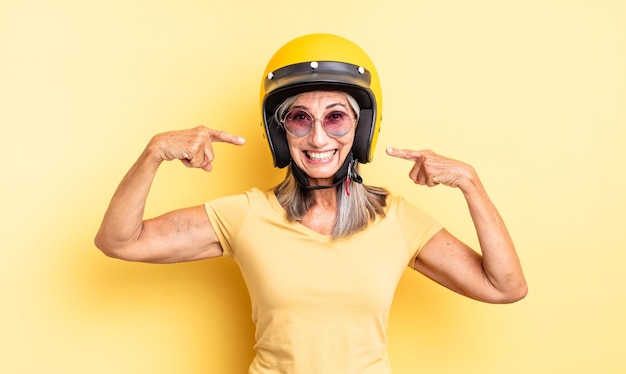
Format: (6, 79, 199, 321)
(206, 187, 268, 208)
(226, 187, 280, 212)
(381, 191, 405, 209)
(382, 192, 430, 218)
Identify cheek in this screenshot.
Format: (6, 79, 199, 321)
(286, 138, 303, 156)
(341, 134, 356, 149)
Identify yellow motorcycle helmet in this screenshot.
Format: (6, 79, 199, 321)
(260, 33, 382, 168)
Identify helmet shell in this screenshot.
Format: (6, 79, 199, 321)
(260, 34, 382, 168)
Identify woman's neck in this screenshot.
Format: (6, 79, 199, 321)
(301, 189, 337, 235)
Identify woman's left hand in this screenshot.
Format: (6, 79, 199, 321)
(386, 147, 527, 303)
(385, 147, 476, 190)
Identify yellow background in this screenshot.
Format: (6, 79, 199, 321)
(2, 0, 625, 373)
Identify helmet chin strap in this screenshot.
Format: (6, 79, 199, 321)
(290, 152, 363, 192)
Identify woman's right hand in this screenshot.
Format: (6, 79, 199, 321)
(148, 126, 246, 171)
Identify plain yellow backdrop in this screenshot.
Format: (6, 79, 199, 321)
(2, 0, 625, 373)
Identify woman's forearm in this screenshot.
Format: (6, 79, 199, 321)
(94, 145, 162, 255)
(461, 173, 528, 302)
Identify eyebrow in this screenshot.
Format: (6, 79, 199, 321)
(291, 103, 349, 111)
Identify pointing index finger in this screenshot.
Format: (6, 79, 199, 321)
(209, 129, 246, 146)
(386, 147, 421, 161)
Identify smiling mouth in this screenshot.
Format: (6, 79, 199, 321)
(305, 150, 337, 161)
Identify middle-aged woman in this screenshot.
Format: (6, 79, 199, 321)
(95, 33, 527, 373)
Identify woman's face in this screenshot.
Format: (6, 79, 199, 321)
(285, 91, 357, 187)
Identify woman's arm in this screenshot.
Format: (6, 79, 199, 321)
(386, 148, 527, 304)
(94, 126, 245, 263)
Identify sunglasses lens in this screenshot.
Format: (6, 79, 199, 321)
(284, 109, 312, 137)
(323, 111, 352, 137)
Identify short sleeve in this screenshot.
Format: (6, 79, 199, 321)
(390, 196, 444, 267)
(204, 190, 256, 257)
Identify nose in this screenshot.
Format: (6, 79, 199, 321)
(307, 118, 329, 146)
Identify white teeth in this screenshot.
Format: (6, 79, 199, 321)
(307, 150, 336, 161)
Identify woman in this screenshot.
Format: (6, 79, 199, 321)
(95, 34, 527, 373)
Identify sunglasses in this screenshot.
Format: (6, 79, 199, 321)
(281, 108, 356, 137)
